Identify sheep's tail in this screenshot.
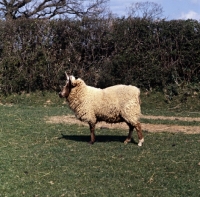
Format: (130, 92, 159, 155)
(139, 97, 141, 105)
(137, 88, 142, 118)
(137, 88, 141, 105)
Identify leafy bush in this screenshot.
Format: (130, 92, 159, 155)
(0, 18, 199, 94)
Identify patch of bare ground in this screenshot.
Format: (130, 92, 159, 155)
(141, 115, 200, 122)
(46, 115, 200, 134)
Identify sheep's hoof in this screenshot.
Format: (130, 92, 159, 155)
(138, 138, 144, 147)
(89, 141, 95, 145)
(124, 139, 131, 145)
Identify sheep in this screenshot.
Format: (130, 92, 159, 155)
(59, 73, 144, 146)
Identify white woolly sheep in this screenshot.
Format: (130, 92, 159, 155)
(59, 73, 144, 146)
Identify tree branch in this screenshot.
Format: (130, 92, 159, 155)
(0, 0, 108, 20)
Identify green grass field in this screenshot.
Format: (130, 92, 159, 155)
(0, 92, 200, 196)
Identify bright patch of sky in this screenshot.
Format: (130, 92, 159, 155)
(108, 0, 200, 20)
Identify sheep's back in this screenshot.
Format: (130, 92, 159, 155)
(102, 85, 140, 105)
(93, 85, 141, 121)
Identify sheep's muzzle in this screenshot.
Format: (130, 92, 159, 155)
(58, 92, 64, 98)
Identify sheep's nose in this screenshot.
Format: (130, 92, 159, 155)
(58, 92, 63, 98)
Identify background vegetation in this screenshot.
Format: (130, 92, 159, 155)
(0, 17, 199, 96)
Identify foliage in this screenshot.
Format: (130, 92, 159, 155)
(0, 17, 200, 94)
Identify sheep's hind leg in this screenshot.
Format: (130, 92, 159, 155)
(124, 124, 134, 144)
(89, 123, 96, 144)
(135, 122, 144, 146)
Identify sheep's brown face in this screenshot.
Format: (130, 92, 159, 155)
(59, 81, 71, 98)
(59, 73, 72, 98)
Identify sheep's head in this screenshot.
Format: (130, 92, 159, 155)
(59, 72, 75, 98)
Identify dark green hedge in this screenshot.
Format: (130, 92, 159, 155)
(0, 18, 199, 94)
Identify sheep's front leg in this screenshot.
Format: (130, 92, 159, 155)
(124, 124, 133, 144)
(135, 122, 144, 146)
(89, 123, 96, 144)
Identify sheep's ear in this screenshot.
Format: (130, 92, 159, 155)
(69, 76, 77, 87)
(65, 72, 69, 82)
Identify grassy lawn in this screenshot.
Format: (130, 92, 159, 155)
(0, 92, 200, 196)
(140, 91, 200, 117)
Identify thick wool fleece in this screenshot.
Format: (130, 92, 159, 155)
(67, 78, 141, 125)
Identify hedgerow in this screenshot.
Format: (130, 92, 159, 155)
(0, 18, 199, 94)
